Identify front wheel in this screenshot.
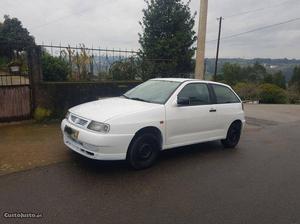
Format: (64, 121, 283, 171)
(127, 133, 160, 170)
(221, 122, 242, 148)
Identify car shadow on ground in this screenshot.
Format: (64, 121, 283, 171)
(68, 140, 234, 173)
(68, 152, 128, 174)
(161, 141, 226, 160)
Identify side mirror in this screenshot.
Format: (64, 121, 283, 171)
(177, 96, 190, 106)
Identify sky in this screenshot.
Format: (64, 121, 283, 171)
(1, 0, 300, 59)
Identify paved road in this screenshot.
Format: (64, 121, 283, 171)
(1, 106, 300, 224)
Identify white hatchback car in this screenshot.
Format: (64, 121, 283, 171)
(61, 78, 245, 169)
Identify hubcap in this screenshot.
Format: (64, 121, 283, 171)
(138, 144, 153, 160)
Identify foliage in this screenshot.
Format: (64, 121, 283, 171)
(221, 62, 286, 89)
(60, 44, 92, 81)
(41, 53, 69, 81)
(258, 84, 287, 104)
(289, 66, 300, 92)
(234, 82, 259, 101)
(0, 15, 35, 58)
(109, 58, 138, 80)
(246, 62, 266, 83)
(287, 66, 300, 104)
(222, 63, 243, 85)
(272, 71, 286, 89)
(287, 85, 300, 104)
(34, 107, 52, 122)
(139, 0, 196, 80)
(0, 56, 8, 70)
(233, 82, 289, 104)
(206, 58, 300, 82)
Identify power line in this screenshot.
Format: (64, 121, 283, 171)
(225, 0, 295, 19)
(31, 7, 95, 30)
(206, 17, 300, 43)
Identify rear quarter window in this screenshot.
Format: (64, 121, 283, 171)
(212, 84, 240, 104)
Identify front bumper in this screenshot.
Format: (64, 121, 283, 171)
(61, 119, 133, 161)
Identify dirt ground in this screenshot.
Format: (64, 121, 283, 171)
(0, 122, 68, 176)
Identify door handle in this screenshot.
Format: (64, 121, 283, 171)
(209, 108, 217, 112)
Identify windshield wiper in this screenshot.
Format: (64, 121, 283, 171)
(130, 97, 150, 102)
(122, 95, 151, 103)
(122, 94, 129, 99)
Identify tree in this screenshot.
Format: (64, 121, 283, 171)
(221, 62, 287, 88)
(139, 0, 196, 79)
(246, 62, 266, 84)
(222, 63, 243, 85)
(0, 15, 35, 58)
(263, 73, 273, 84)
(272, 71, 286, 89)
(289, 66, 300, 92)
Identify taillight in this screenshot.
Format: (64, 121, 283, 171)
(241, 102, 244, 111)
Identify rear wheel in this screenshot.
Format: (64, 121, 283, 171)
(221, 122, 242, 148)
(127, 133, 160, 170)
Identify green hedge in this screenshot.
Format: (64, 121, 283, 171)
(41, 54, 69, 81)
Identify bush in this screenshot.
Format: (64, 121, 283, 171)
(0, 56, 8, 69)
(234, 82, 259, 101)
(109, 59, 137, 81)
(34, 107, 52, 122)
(287, 84, 300, 104)
(258, 84, 287, 104)
(41, 53, 69, 81)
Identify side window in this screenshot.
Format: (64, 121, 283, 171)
(212, 84, 240, 104)
(178, 83, 210, 105)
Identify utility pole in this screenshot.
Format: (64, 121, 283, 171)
(214, 16, 223, 81)
(195, 0, 208, 80)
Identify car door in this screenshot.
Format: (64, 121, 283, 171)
(209, 84, 243, 137)
(165, 82, 220, 148)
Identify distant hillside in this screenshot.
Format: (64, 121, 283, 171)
(205, 58, 300, 81)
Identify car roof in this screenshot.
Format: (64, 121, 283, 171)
(151, 78, 231, 87)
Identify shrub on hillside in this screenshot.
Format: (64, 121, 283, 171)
(287, 84, 300, 104)
(234, 82, 259, 101)
(258, 83, 287, 104)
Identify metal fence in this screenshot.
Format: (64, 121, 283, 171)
(0, 44, 30, 86)
(40, 44, 140, 82)
(40, 44, 195, 82)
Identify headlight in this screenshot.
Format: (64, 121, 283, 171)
(87, 121, 110, 133)
(65, 111, 70, 120)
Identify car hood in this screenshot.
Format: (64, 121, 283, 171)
(69, 97, 163, 122)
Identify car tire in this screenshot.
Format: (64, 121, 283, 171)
(127, 133, 160, 170)
(221, 122, 242, 149)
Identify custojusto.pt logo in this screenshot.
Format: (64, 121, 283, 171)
(3, 212, 43, 219)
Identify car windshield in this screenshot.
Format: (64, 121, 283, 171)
(123, 80, 181, 104)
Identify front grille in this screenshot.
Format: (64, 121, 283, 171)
(70, 114, 88, 126)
